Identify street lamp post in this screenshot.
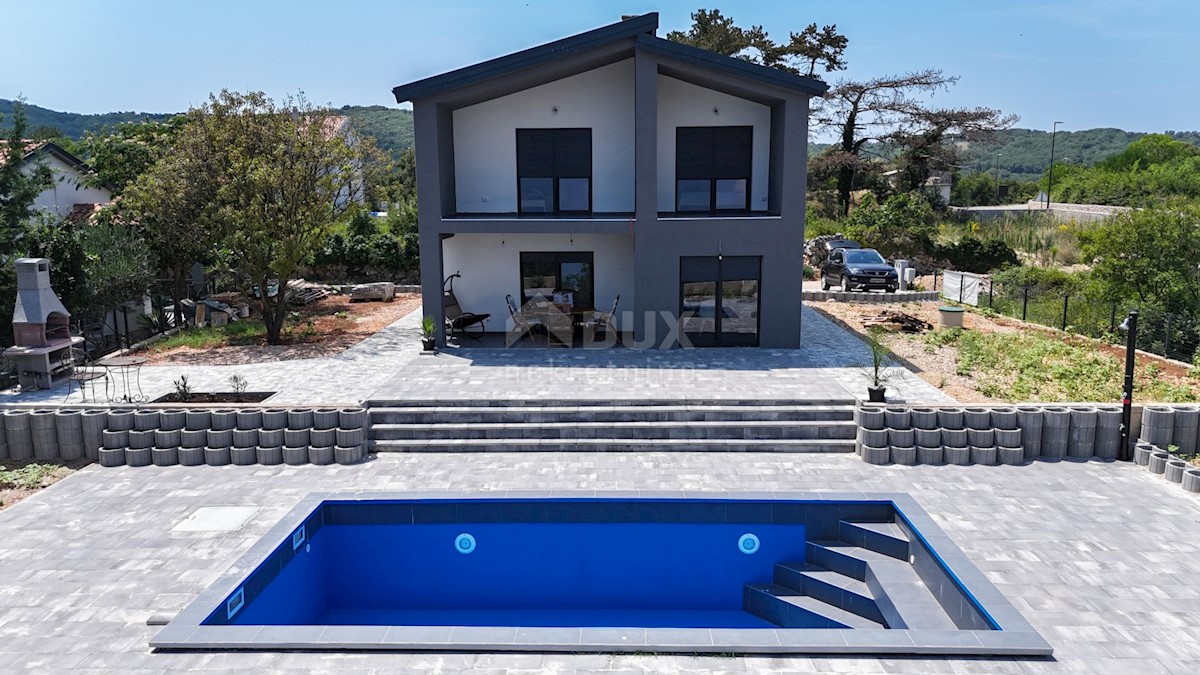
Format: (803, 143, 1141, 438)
(1118, 311, 1139, 461)
(1046, 121, 1064, 209)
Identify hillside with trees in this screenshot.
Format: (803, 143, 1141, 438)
(0, 99, 415, 160)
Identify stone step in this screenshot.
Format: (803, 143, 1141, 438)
(369, 420, 858, 441)
(369, 438, 856, 453)
(806, 541, 958, 630)
(743, 583, 885, 629)
(773, 562, 886, 626)
(367, 404, 855, 425)
(838, 521, 911, 561)
(364, 398, 857, 409)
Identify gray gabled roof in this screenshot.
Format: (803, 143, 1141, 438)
(391, 12, 828, 103)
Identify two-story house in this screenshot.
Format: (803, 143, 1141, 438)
(392, 13, 826, 348)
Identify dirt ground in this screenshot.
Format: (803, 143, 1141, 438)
(811, 298, 1197, 403)
(145, 293, 421, 366)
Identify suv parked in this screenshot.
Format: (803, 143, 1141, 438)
(820, 248, 898, 292)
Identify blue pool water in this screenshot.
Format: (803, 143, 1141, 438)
(232, 520, 806, 628)
(161, 496, 1054, 656)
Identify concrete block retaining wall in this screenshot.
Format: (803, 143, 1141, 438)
(0, 405, 368, 468)
(1136, 405, 1200, 495)
(801, 289, 940, 303)
(856, 403, 1127, 467)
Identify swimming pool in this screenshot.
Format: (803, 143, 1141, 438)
(152, 492, 1051, 656)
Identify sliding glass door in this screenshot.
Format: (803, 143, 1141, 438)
(680, 256, 761, 347)
(520, 252, 594, 309)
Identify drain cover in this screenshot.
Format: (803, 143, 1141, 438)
(172, 506, 260, 532)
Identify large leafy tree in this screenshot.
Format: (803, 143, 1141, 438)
(122, 120, 219, 327)
(1079, 204, 1200, 312)
(84, 117, 184, 196)
(164, 90, 385, 344)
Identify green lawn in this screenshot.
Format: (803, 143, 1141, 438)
(922, 328, 1198, 403)
(148, 321, 267, 352)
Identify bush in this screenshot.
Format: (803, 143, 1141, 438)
(990, 265, 1082, 294)
(842, 192, 937, 260)
(935, 238, 1019, 273)
(803, 265, 816, 280)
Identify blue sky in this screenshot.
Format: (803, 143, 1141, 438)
(3, 0, 1196, 137)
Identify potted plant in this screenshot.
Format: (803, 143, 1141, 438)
(421, 315, 437, 352)
(862, 326, 893, 403)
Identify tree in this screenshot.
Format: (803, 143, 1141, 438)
(785, 23, 848, 78)
(122, 124, 219, 328)
(0, 100, 53, 248)
(169, 91, 384, 344)
(667, 9, 847, 79)
(1078, 204, 1200, 312)
(84, 118, 184, 196)
(889, 106, 1017, 195)
(814, 70, 958, 215)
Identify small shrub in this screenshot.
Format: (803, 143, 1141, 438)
(173, 375, 193, 403)
(227, 374, 248, 400)
(803, 265, 816, 281)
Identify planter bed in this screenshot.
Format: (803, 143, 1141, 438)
(151, 392, 275, 404)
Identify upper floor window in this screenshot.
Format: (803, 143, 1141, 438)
(675, 126, 752, 213)
(517, 128, 592, 214)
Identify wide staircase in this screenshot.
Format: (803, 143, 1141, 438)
(364, 398, 858, 453)
(744, 519, 958, 629)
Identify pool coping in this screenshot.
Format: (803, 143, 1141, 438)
(151, 490, 1053, 657)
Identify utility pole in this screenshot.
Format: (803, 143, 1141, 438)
(1046, 121, 1063, 210)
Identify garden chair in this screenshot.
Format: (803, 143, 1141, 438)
(584, 294, 620, 341)
(506, 294, 542, 346)
(443, 273, 490, 339)
(64, 347, 108, 403)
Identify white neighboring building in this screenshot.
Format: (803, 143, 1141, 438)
(17, 142, 112, 221)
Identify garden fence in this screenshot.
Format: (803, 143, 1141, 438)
(944, 272, 1200, 367)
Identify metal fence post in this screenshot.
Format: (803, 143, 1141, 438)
(1022, 287, 1029, 321)
(1061, 294, 1069, 331)
(959, 274, 965, 303)
(1165, 313, 1174, 357)
(988, 278, 994, 308)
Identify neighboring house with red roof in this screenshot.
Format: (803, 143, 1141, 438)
(0, 141, 112, 221)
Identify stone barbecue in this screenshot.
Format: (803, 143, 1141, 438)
(3, 258, 83, 388)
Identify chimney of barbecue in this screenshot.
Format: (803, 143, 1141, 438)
(12, 258, 72, 348)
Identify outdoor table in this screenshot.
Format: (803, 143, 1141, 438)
(97, 355, 150, 403)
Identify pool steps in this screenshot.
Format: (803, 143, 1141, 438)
(365, 400, 859, 453)
(744, 519, 958, 631)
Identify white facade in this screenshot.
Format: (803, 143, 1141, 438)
(452, 60, 636, 213)
(441, 232, 634, 331)
(25, 152, 112, 219)
(656, 75, 771, 213)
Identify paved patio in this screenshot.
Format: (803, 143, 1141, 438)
(372, 307, 952, 404)
(0, 310, 426, 407)
(2, 453, 1199, 673)
(0, 306, 951, 407)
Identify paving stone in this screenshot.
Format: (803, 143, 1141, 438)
(0, 452, 1198, 672)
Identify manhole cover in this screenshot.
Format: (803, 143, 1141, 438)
(172, 506, 260, 532)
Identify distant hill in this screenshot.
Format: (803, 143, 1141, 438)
(337, 105, 413, 159)
(7, 98, 1198, 172)
(812, 128, 1200, 181)
(1, 99, 415, 159)
(0, 99, 176, 138)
